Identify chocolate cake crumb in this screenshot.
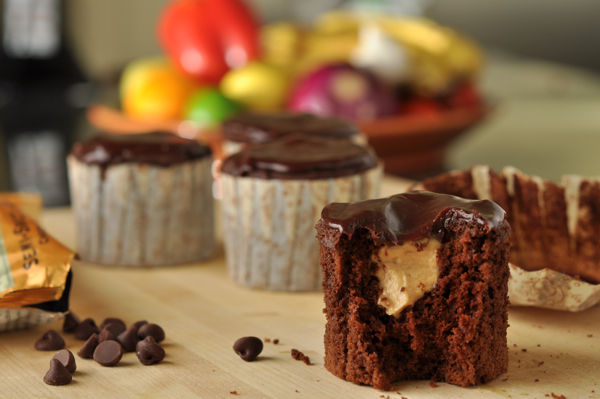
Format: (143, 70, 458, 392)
(291, 349, 311, 365)
(265, 338, 271, 343)
(230, 391, 237, 395)
(502, 378, 509, 382)
(296, 390, 299, 393)
(429, 381, 438, 388)
(535, 379, 539, 382)
(538, 361, 545, 367)
(550, 394, 566, 399)
(273, 339, 279, 344)
(521, 349, 527, 352)
(588, 334, 593, 338)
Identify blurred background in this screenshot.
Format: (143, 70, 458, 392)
(1, 0, 600, 205)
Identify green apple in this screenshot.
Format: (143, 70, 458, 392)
(183, 88, 242, 128)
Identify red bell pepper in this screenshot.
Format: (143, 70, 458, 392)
(158, 0, 261, 85)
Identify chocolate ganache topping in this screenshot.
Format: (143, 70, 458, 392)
(222, 112, 358, 144)
(70, 132, 211, 168)
(221, 133, 377, 180)
(321, 191, 505, 245)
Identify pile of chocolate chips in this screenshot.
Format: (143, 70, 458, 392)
(39, 312, 166, 386)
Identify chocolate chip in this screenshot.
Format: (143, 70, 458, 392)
(233, 337, 263, 362)
(34, 330, 65, 351)
(99, 317, 126, 330)
(52, 349, 77, 373)
(130, 320, 148, 332)
(77, 333, 99, 359)
(137, 323, 165, 343)
(74, 318, 99, 340)
(102, 323, 126, 338)
(98, 328, 115, 343)
(136, 336, 165, 365)
(43, 359, 72, 386)
(62, 312, 80, 333)
(117, 325, 140, 352)
(93, 340, 123, 367)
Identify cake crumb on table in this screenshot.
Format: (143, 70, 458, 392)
(273, 339, 279, 344)
(551, 394, 567, 399)
(230, 391, 237, 395)
(291, 349, 311, 365)
(522, 349, 527, 352)
(265, 338, 270, 342)
(429, 380, 438, 388)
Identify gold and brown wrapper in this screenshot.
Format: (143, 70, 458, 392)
(0, 203, 75, 309)
(0, 192, 43, 221)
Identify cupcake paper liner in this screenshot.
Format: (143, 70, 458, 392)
(222, 164, 383, 291)
(0, 308, 67, 332)
(509, 263, 600, 311)
(68, 156, 215, 266)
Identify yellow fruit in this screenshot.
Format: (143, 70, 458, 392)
(121, 57, 200, 121)
(220, 61, 289, 111)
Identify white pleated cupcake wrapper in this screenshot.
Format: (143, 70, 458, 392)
(0, 308, 66, 332)
(68, 156, 215, 267)
(508, 263, 600, 311)
(222, 164, 383, 291)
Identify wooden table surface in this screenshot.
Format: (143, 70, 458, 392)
(2, 176, 599, 399)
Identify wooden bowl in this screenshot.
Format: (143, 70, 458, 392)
(356, 104, 491, 177)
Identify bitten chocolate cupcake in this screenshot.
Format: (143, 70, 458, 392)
(221, 112, 367, 156)
(67, 132, 215, 266)
(220, 133, 382, 291)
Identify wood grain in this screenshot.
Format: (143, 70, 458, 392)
(0, 176, 598, 398)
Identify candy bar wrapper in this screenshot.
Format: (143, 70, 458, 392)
(67, 156, 215, 266)
(508, 263, 600, 312)
(0, 202, 75, 331)
(0, 192, 43, 221)
(222, 164, 383, 291)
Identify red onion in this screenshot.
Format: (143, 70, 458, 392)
(288, 64, 397, 121)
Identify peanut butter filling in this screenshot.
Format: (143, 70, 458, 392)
(373, 239, 441, 317)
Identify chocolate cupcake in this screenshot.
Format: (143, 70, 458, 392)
(67, 132, 215, 266)
(221, 112, 367, 157)
(220, 133, 382, 291)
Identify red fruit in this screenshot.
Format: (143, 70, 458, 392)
(157, 0, 261, 85)
(447, 82, 481, 109)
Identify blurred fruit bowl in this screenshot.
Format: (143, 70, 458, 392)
(357, 103, 491, 177)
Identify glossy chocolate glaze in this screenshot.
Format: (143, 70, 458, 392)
(70, 132, 211, 168)
(221, 133, 377, 180)
(321, 190, 505, 245)
(222, 112, 359, 144)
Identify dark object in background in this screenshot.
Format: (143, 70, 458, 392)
(62, 311, 80, 333)
(0, 0, 94, 205)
